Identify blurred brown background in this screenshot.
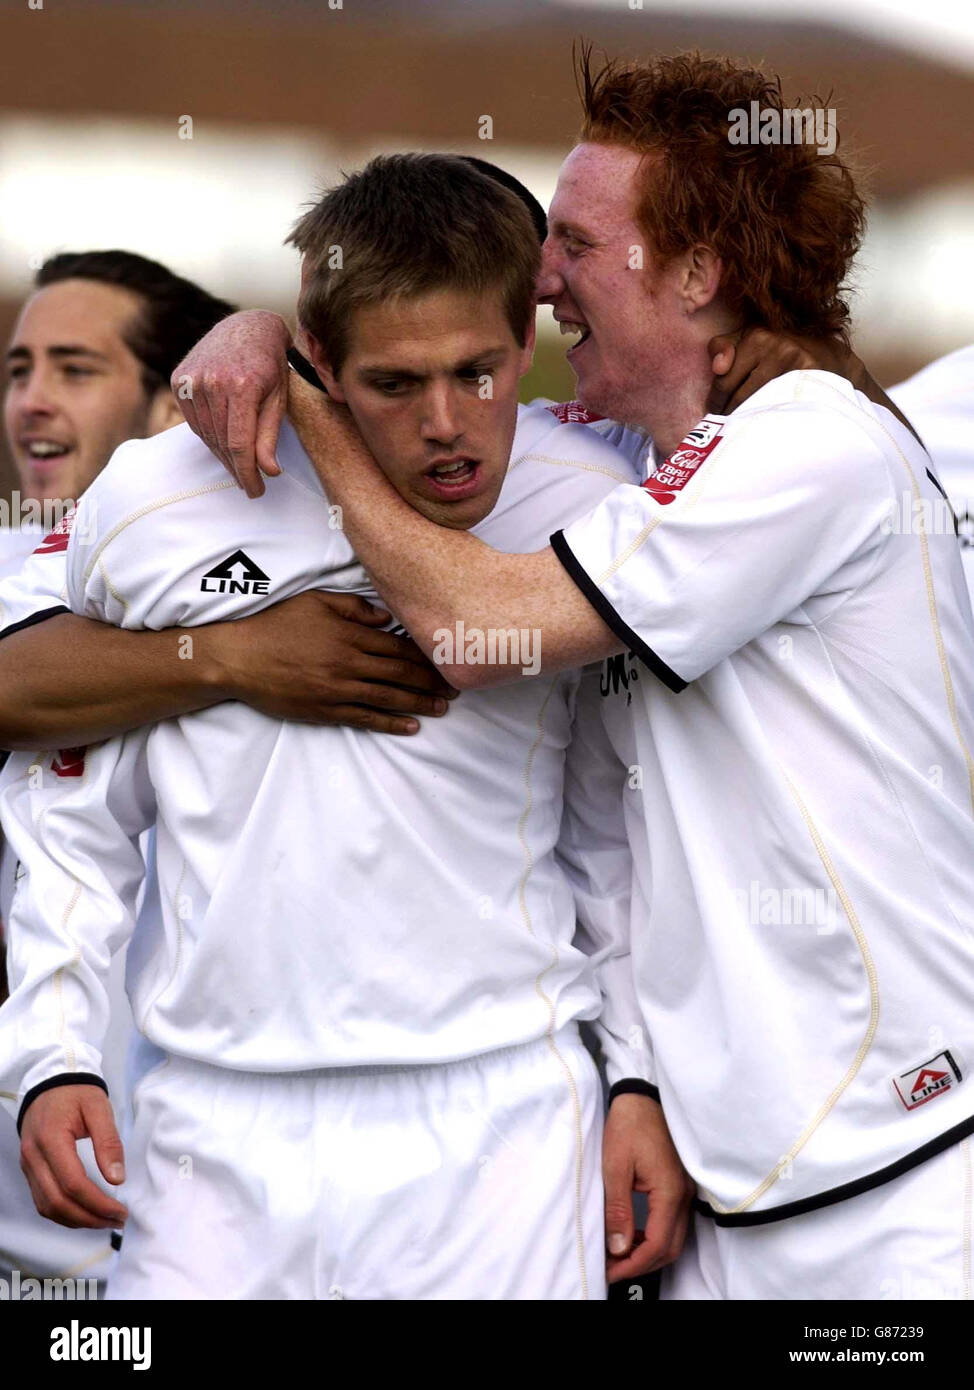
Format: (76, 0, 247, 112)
(2, 0, 973, 500)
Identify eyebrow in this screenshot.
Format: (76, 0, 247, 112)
(356, 347, 509, 378)
(5, 344, 110, 363)
(550, 219, 598, 241)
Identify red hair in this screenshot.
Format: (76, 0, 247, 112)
(577, 48, 866, 340)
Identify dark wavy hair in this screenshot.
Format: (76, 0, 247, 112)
(35, 250, 236, 394)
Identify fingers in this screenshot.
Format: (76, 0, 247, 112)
(172, 367, 205, 443)
(21, 1092, 128, 1229)
(628, 1181, 691, 1278)
(607, 1228, 660, 1284)
(344, 678, 449, 717)
(709, 333, 767, 413)
(226, 393, 266, 500)
(315, 704, 421, 736)
(305, 591, 392, 627)
(254, 385, 287, 483)
(21, 1146, 120, 1230)
(85, 1092, 126, 1187)
(602, 1149, 636, 1263)
(352, 650, 456, 698)
(191, 386, 232, 475)
(707, 331, 741, 379)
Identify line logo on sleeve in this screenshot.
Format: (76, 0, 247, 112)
(893, 1050, 962, 1111)
(642, 416, 724, 505)
(200, 549, 270, 596)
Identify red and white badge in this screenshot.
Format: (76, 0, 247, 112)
(51, 747, 86, 779)
(546, 400, 605, 426)
(33, 507, 77, 556)
(892, 1050, 962, 1111)
(642, 416, 724, 505)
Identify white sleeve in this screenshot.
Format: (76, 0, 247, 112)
(557, 665, 653, 1090)
(0, 528, 71, 641)
(0, 732, 153, 1127)
(550, 405, 895, 689)
(65, 480, 132, 624)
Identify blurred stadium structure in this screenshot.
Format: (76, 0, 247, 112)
(2, 0, 972, 497)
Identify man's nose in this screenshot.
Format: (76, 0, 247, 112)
(421, 382, 462, 444)
(16, 367, 56, 418)
(535, 238, 564, 303)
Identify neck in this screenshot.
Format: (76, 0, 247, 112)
(640, 376, 711, 458)
(635, 309, 739, 456)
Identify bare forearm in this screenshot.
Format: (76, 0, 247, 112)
(287, 380, 617, 685)
(289, 392, 527, 637)
(0, 615, 232, 749)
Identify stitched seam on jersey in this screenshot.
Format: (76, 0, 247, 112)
(961, 1138, 972, 1297)
(139, 856, 188, 1032)
(704, 775, 880, 1215)
(97, 555, 129, 624)
(508, 451, 634, 486)
(80, 480, 238, 588)
(516, 678, 589, 1300)
(813, 377, 974, 816)
(51, 1243, 114, 1280)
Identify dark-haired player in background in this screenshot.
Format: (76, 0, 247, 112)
(0, 249, 235, 1288)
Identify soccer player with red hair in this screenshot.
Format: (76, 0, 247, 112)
(186, 52, 974, 1299)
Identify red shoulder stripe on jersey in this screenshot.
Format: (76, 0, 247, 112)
(33, 507, 77, 555)
(51, 746, 86, 778)
(642, 417, 724, 505)
(546, 400, 606, 425)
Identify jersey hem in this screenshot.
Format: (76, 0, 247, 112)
(549, 530, 687, 694)
(609, 1079, 660, 1105)
(694, 1110, 974, 1226)
(0, 604, 70, 642)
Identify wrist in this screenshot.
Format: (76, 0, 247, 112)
(608, 1078, 660, 1106)
(193, 622, 248, 702)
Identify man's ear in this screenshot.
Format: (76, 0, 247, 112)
(517, 314, 537, 378)
(305, 333, 346, 403)
(681, 245, 723, 314)
(145, 389, 185, 436)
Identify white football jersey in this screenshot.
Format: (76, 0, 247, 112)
(890, 345, 974, 605)
(0, 524, 69, 642)
(0, 527, 42, 583)
(0, 406, 652, 1122)
(0, 524, 118, 1282)
(553, 370, 974, 1222)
